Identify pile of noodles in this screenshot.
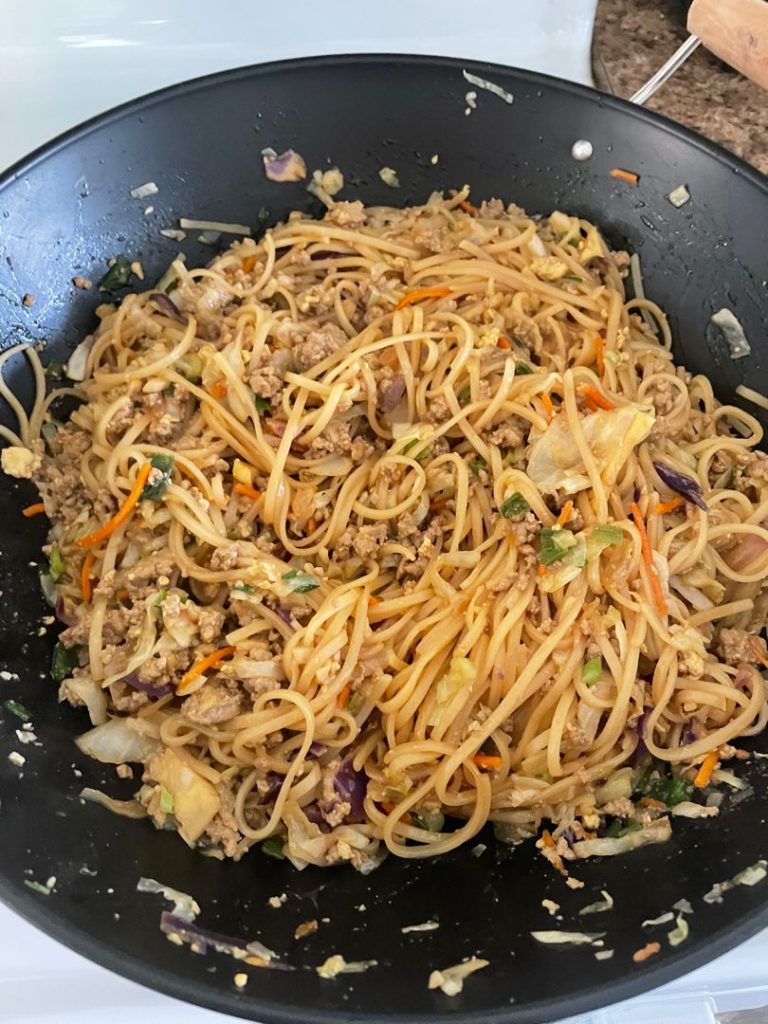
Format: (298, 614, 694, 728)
(3, 186, 767, 872)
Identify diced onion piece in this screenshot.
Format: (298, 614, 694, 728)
(667, 185, 690, 208)
(379, 167, 400, 188)
(735, 384, 768, 412)
(529, 233, 547, 257)
(130, 181, 159, 199)
(572, 817, 672, 858)
(712, 308, 751, 359)
(160, 229, 187, 242)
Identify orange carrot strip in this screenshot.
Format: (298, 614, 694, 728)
(242, 254, 257, 273)
(80, 552, 94, 603)
(611, 167, 640, 185)
(537, 563, 547, 577)
(234, 482, 262, 502)
(541, 391, 554, 422)
(368, 595, 380, 607)
(394, 286, 452, 311)
(337, 683, 351, 708)
(694, 749, 719, 788)
(177, 646, 236, 695)
(555, 500, 574, 528)
(541, 829, 555, 848)
(76, 463, 151, 549)
(655, 497, 685, 515)
(472, 754, 502, 770)
(115, 589, 130, 602)
(497, 336, 512, 350)
(577, 384, 614, 411)
(449, 189, 478, 215)
(22, 502, 46, 518)
(594, 334, 605, 377)
(633, 942, 660, 963)
(210, 379, 227, 400)
(629, 501, 667, 617)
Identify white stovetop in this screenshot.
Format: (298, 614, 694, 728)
(0, 2, 766, 1022)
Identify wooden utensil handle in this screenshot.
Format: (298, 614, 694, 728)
(688, 0, 768, 90)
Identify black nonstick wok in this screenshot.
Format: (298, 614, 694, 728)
(0, 55, 767, 1024)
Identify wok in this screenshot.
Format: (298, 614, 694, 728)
(0, 55, 767, 1024)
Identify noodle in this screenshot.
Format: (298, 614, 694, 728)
(3, 191, 768, 872)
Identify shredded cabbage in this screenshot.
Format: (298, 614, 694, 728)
(76, 717, 160, 764)
(528, 403, 655, 495)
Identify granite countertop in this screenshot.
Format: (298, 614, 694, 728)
(593, 0, 768, 175)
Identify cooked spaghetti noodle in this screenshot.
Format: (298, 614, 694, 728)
(4, 188, 768, 872)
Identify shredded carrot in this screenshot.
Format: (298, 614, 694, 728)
(368, 594, 380, 607)
(177, 646, 236, 695)
(577, 384, 614, 411)
(76, 463, 151, 549)
(115, 588, 130, 602)
(306, 516, 317, 534)
(394, 286, 452, 311)
(472, 754, 502, 770)
(22, 502, 46, 518)
(541, 391, 554, 422)
(633, 941, 660, 963)
(80, 552, 94, 603)
(537, 563, 547, 577)
(449, 189, 478, 215)
(594, 334, 605, 377)
(628, 501, 667, 618)
(555, 500, 574, 528)
(694, 749, 719, 788)
(242, 254, 257, 273)
(541, 829, 555, 848)
(655, 496, 685, 515)
(337, 682, 351, 708)
(497, 336, 512, 350)
(210, 379, 227, 400)
(234, 482, 262, 502)
(610, 167, 640, 185)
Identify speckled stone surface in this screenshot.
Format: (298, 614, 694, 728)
(593, 0, 768, 175)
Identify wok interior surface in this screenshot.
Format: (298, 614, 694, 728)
(0, 55, 767, 1024)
